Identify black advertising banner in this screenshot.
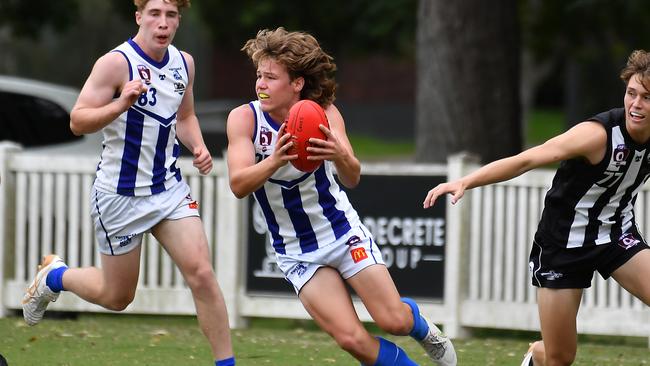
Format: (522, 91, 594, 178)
(245, 173, 447, 299)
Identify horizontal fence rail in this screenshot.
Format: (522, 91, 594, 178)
(0, 145, 648, 343)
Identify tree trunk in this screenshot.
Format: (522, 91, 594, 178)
(416, 0, 521, 163)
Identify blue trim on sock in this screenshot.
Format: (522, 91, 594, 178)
(373, 337, 417, 366)
(216, 357, 235, 366)
(395, 345, 418, 366)
(375, 337, 398, 365)
(401, 297, 429, 341)
(46, 267, 68, 293)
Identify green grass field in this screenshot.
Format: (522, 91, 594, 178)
(0, 313, 648, 365)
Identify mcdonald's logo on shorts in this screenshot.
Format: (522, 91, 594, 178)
(350, 247, 368, 263)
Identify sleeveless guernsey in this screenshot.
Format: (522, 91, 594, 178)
(94, 38, 187, 196)
(249, 101, 361, 255)
(536, 108, 650, 248)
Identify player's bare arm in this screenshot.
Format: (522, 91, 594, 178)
(70, 52, 146, 136)
(175, 52, 212, 175)
(423, 121, 607, 208)
(226, 105, 297, 198)
(307, 104, 361, 188)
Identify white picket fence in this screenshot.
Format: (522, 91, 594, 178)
(0, 144, 648, 342)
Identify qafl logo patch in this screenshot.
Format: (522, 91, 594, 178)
(618, 232, 641, 250)
(259, 126, 273, 152)
(613, 144, 629, 166)
(137, 65, 152, 85)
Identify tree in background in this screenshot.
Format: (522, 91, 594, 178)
(192, 0, 416, 58)
(0, 0, 80, 39)
(415, 0, 521, 163)
(521, 0, 650, 128)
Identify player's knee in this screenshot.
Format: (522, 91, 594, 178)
(332, 331, 365, 354)
(103, 294, 135, 311)
(545, 348, 576, 366)
(374, 309, 412, 335)
(184, 263, 216, 291)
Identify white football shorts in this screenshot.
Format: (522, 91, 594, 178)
(90, 181, 200, 256)
(276, 224, 385, 293)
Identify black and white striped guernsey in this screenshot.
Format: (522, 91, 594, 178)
(536, 108, 650, 248)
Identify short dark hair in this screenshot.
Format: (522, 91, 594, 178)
(620, 50, 650, 91)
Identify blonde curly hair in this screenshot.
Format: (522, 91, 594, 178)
(242, 27, 337, 107)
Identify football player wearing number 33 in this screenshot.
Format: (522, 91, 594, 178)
(226, 27, 457, 366)
(21, 1, 235, 365)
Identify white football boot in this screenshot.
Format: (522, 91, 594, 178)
(22, 254, 67, 326)
(520, 351, 534, 366)
(520, 342, 536, 366)
(418, 316, 457, 365)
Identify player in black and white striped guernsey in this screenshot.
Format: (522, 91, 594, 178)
(423, 49, 650, 366)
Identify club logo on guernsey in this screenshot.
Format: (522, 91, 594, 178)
(169, 67, 183, 80)
(137, 65, 151, 85)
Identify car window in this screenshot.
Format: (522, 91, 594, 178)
(0, 90, 80, 147)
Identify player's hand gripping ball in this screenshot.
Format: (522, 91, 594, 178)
(285, 100, 329, 172)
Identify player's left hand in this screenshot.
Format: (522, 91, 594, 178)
(306, 124, 348, 163)
(192, 145, 213, 175)
(423, 180, 467, 208)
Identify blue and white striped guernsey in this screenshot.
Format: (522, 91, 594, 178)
(249, 101, 361, 255)
(94, 38, 187, 196)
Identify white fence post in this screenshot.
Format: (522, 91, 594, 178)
(0, 142, 22, 318)
(443, 152, 479, 339)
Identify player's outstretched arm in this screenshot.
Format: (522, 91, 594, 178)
(423, 121, 607, 209)
(70, 52, 145, 135)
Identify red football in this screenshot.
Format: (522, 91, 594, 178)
(285, 100, 329, 172)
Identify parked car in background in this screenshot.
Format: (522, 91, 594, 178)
(0, 75, 102, 155)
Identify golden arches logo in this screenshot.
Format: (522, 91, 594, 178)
(350, 248, 368, 263)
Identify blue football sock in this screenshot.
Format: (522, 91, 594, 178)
(215, 356, 235, 366)
(45, 266, 68, 293)
(401, 297, 429, 341)
(373, 337, 417, 366)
